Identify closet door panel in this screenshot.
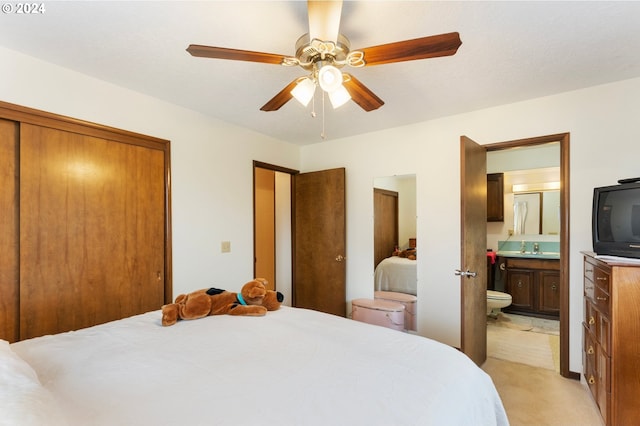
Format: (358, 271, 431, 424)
(0, 119, 19, 342)
(20, 124, 165, 339)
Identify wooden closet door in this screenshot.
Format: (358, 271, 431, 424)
(374, 188, 398, 269)
(20, 123, 165, 339)
(0, 119, 19, 342)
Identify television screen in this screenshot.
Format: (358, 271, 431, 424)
(596, 188, 640, 242)
(593, 183, 640, 258)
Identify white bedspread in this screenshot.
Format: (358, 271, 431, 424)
(11, 307, 508, 425)
(374, 256, 417, 295)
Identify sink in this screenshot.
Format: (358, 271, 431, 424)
(496, 250, 560, 259)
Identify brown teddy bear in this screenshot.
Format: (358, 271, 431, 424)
(161, 278, 283, 326)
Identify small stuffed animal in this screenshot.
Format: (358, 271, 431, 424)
(161, 278, 283, 326)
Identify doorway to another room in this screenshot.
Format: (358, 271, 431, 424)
(484, 134, 571, 378)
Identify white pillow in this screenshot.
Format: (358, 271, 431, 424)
(0, 340, 68, 426)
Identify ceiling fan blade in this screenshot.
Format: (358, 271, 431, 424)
(260, 79, 300, 111)
(358, 32, 462, 66)
(307, 0, 343, 43)
(343, 74, 384, 112)
(187, 44, 286, 65)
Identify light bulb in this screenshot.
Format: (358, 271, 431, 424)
(328, 84, 351, 108)
(291, 77, 316, 107)
(318, 65, 343, 93)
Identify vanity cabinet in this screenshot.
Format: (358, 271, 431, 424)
(503, 257, 560, 319)
(487, 173, 504, 222)
(582, 252, 640, 426)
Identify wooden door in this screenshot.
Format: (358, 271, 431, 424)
(0, 119, 19, 342)
(373, 188, 398, 269)
(19, 124, 166, 339)
(294, 168, 346, 316)
(254, 167, 276, 290)
(460, 136, 487, 366)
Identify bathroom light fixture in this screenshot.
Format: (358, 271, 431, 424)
(512, 181, 560, 193)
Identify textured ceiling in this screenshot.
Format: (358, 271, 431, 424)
(1, 1, 639, 145)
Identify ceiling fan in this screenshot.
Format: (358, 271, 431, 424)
(187, 0, 461, 112)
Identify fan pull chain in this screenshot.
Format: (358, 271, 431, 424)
(310, 91, 317, 118)
(321, 92, 326, 140)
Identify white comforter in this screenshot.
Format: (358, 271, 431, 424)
(10, 307, 508, 425)
(374, 256, 417, 295)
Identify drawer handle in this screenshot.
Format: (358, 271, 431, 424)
(596, 276, 608, 281)
(588, 376, 595, 385)
(596, 296, 608, 301)
(551, 284, 557, 291)
(517, 280, 523, 288)
(589, 316, 595, 325)
(585, 268, 593, 273)
(587, 346, 594, 355)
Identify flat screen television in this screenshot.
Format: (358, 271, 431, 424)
(593, 181, 640, 258)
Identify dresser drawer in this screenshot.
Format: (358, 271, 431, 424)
(585, 299, 598, 337)
(594, 266, 611, 294)
(594, 285, 610, 317)
(583, 324, 597, 376)
(584, 259, 596, 283)
(598, 311, 610, 355)
(584, 276, 595, 301)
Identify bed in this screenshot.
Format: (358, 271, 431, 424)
(3, 307, 508, 425)
(374, 256, 417, 295)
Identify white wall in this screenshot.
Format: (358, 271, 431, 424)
(0, 46, 300, 296)
(4, 42, 640, 374)
(300, 76, 640, 373)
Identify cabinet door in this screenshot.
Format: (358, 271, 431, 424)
(506, 270, 534, 311)
(19, 124, 166, 339)
(539, 271, 560, 315)
(486, 173, 504, 222)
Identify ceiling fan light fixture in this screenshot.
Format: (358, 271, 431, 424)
(291, 77, 316, 106)
(318, 65, 343, 93)
(328, 84, 351, 108)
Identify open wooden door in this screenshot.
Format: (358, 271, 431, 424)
(293, 168, 346, 316)
(373, 188, 398, 269)
(460, 136, 487, 366)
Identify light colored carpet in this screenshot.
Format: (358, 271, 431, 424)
(483, 357, 603, 426)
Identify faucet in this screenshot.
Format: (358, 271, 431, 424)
(533, 242, 540, 254)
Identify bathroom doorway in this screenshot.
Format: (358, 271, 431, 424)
(484, 133, 571, 378)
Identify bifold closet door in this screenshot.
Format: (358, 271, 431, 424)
(0, 119, 19, 342)
(19, 123, 166, 339)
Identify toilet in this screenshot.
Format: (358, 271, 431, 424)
(487, 290, 512, 315)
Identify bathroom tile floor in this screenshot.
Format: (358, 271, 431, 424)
(487, 312, 559, 371)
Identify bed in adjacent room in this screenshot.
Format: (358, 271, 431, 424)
(3, 307, 508, 425)
(374, 256, 417, 295)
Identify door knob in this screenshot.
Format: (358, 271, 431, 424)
(454, 269, 477, 278)
(335, 255, 346, 262)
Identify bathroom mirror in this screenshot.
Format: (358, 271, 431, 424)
(513, 190, 560, 235)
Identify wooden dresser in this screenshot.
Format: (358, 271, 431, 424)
(582, 252, 640, 425)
